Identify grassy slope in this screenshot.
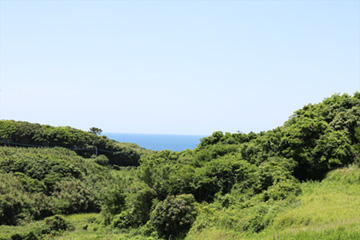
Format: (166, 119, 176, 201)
(186, 166, 360, 240)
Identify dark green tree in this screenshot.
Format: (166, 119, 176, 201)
(89, 127, 102, 136)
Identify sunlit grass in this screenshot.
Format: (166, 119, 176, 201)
(187, 166, 360, 240)
(53, 213, 124, 240)
(258, 167, 360, 239)
(54, 213, 157, 240)
(0, 221, 44, 239)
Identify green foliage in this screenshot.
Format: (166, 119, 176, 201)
(194, 157, 256, 202)
(150, 194, 197, 239)
(1, 92, 360, 239)
(13, 173, 46, 193)
(51, 180, 99, 214)
(0, 121, 16, 142)
(42, 215, 72, 234)
(102, 173, 127, 216)
(0, 120, 142, 166)
(0, 172, 32, 225)
(89, 127, 102, 136)
(198, 131, 224, 147)
(11, 232, 38, 240)
(0, 147, 110, 225)
(252, 157, 300, 200)
(104, 169, 156, 229)
(355, 126, 360, 143)
(92, 154, 109, 166)
(198, 131, 257, 148)
(137, 150, 181, 200)
(281, 115, 353, 179)
(187, 166, 360, 240)
(0, 215, 74, 240)
(125, 182, 156, 227)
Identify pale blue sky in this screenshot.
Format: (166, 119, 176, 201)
(0, 0, 359, 135)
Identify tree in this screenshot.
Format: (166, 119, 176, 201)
(89, 127, 102, 136)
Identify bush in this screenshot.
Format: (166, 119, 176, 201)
(10, 232, 39, 240)
(51, 180, 99, 214)
(41, 215, 73, 234)
(0, 147, 108, 224)
(0, 193, 23, 225)
(0, 172, 33, 225)
(111, 210, 134, 229)
(93, 154, 109, 166)
(150, 194, 197, 239)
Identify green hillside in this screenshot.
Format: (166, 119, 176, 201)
(0, 92, 359, 240)
(1, 166, 359, 240)
(0, 120, 152, 166)
(187, 166, 360, 240)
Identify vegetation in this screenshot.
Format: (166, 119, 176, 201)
(0, 147, 110, 225)
(0, 121, 151, 166)
(0, 92, 359, 239)
(187, 166, 360, 240)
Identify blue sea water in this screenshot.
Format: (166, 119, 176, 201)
(104, 133, 206, 151)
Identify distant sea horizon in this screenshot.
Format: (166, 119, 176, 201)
(104, 133, 207, 151)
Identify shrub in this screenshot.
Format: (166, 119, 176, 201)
(150, 194, 197, 239)
(51, 180, 99, 214)
(111, 210, 134, 229)
(93, 154, 109, 166)
(41, 215, 73, 234)
(0, 193, 23, 225)
(10, 232, 39, 240)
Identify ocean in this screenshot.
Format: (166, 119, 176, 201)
(104, 133, 206, 151)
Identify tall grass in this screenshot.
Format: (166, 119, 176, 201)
(186, 166, 360, 240)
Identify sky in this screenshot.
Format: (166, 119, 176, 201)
(0, 0, 359, 135)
